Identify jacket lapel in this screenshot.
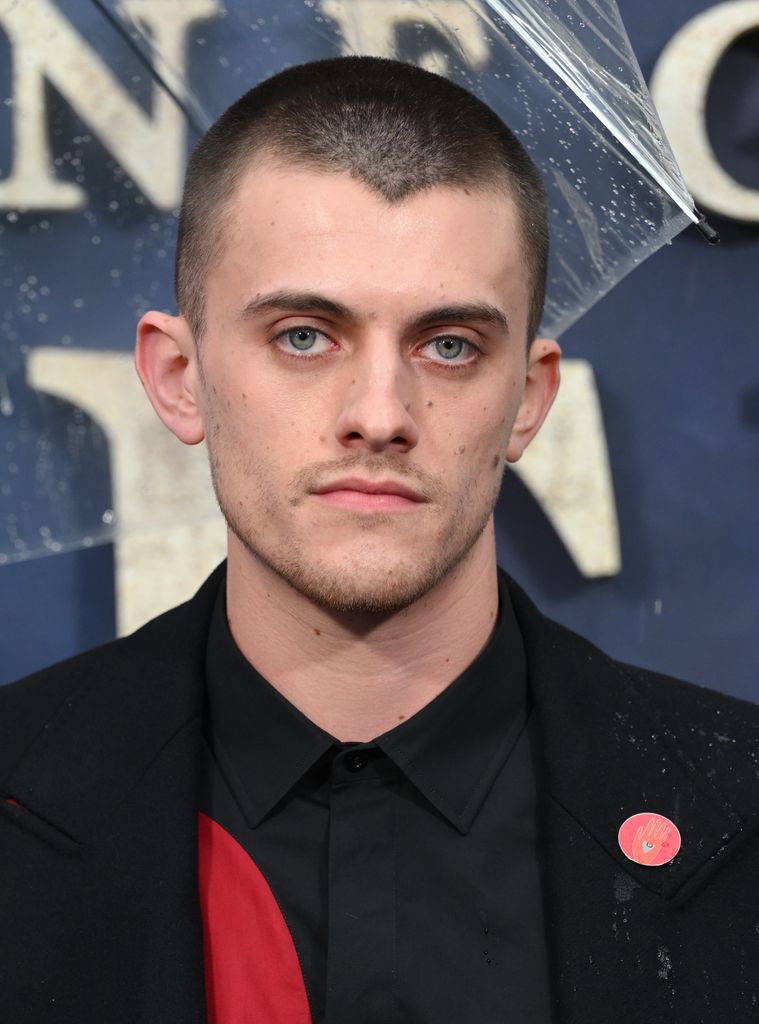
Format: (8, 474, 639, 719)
(507, 575, 759, 1022)
(1, 566, 224, 1023)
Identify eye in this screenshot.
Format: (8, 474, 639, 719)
(273, 326, 332, 356)
(643, 841, 655, 850)
(422, 335, 479, 366)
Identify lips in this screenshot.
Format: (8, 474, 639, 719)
(313, 477, 427, 502)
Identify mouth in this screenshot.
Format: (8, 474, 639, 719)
(312, 477, 428, 511)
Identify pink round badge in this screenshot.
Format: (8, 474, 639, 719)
(618, 812, 681, 867)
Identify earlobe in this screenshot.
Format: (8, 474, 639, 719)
(135, 310, 205, 446)
(505, 337, 561, 464)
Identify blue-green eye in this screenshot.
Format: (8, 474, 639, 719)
(424, 335, 478, 365)
(274, 327, 331, 356)
(287, 328, 320, 351)
(436, 337, 465, 359)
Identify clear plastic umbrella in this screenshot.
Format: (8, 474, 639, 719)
(0, 0, 713, 567)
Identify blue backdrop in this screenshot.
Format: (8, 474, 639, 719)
(1, 0, 757, 699)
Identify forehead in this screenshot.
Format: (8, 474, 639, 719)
(207, 160, 530, 330)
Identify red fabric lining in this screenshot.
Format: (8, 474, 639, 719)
(198, 811, 311, 1024)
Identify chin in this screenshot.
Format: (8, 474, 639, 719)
(235, 528, 469, 615)
(290, 570, 438, 615)
(277, 551, 450, 615)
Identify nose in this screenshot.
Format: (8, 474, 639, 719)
(334, 348, 419, 454)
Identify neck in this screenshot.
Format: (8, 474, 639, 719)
(225, 526, 500, 742)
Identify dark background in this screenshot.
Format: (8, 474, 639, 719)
(1, 0, 757, 698)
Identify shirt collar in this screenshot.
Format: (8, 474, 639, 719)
(376, 572, 528, 833)
(204, 568, 527, 833)
(204, 582, 334, 828)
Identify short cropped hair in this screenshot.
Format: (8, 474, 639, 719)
(175, 56, 549, 341)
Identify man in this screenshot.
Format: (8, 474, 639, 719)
(1, 56, 757, 1024)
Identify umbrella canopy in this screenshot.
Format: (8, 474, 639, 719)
(0, 0, 710, 566)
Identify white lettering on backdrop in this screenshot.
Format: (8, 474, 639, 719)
(651, 0, 759, 223)
(321, 0, 490, 73)
(0, 0, 217, 210)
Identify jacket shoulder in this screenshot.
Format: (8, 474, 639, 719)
(553, 602, 753, 716)
(509, 577, 759, 815)
(0, 563, 224, 785)
(0, 610, 170, 785)
(505, 568, 759, 721)
(553, 610, 758, 726)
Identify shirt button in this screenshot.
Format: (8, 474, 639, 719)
(345, 751, 368, 772)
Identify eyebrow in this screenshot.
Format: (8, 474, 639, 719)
(240, 290, 355, 323)
(413, 303, 510, 335)
(239, 290, 510, 336)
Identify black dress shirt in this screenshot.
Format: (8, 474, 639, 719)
(200, 570, 552, 1022)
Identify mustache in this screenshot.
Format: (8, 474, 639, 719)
(291, 452, 446, 503)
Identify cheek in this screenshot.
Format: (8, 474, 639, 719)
(203, 374, 328, 481)
(452, 392, 519, 463)
(444, 394, 521, 490)
(441, 421, 507, 497)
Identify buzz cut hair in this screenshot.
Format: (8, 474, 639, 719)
(175, 55, 549, 342)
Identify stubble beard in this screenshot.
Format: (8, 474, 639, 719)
(207, 444, 504, 616)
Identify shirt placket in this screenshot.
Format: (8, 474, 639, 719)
(324, 745, 399, 1023)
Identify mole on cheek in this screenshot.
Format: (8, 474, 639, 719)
(492, 453, 500, 469)
(426, 400, 434, 408)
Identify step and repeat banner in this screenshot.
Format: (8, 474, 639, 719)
(0, 0, 757, 698)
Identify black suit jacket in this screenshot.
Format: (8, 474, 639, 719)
(2, 564, 758, 1023)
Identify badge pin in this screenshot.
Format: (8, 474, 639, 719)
(618, 811, 681, 866)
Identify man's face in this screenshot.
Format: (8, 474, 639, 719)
(193, 160, 541, 614)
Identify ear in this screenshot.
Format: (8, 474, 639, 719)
(135, 310, 205, 445)
(505, 338, 561, 463)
